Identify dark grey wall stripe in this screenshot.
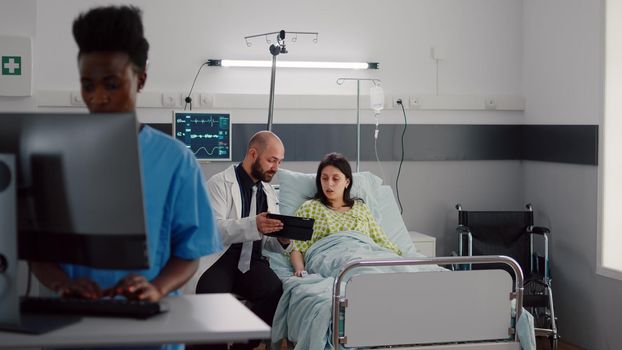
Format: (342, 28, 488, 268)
(384, 125, 523, 161)
(147, 123, 598, 165)
(522, 125, 599, 165)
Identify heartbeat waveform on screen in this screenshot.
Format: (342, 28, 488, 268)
(190, 133, 221, 139)
(194, 146, 227, 156)
(177, 116, 220, 127)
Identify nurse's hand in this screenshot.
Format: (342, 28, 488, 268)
(56, 278, 102, 300)
(256, 212, 284, 234)
(103, 274, 163, 302)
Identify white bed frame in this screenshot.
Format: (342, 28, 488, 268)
(332, 255, 524, 350)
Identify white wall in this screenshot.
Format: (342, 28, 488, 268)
(523, 161, 620, 349)
(36, 0, 524, 94)
(523, 0, 617, 348)
(523, 0, 602, 125)
(32, 0, 525, 124)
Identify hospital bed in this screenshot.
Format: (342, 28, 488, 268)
(269, 169, 531, 350)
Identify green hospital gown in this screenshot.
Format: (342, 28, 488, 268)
(292, 199, 402, 255)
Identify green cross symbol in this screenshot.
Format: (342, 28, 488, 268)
(2, 56, 22, 76)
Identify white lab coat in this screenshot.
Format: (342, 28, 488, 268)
(182, 165, 290, 294)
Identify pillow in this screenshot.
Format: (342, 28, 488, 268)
(277, 168, 384, 222)
(375, 185, 418, 256)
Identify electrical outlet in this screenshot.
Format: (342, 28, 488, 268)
(162, 93, 180, 108)
(392, 97, 409, 109)
(199, 93, 213, 107)
(431, 46, 445, 60)
(70, 92, 84, 106)
(485, 98, 497, 110)
(181, 94, 191, 107)
(409, 96, 421, 109)
(182, 93, 198, 107)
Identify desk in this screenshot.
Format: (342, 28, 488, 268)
(0, 294, 270, 349)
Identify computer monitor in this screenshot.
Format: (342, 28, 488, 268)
(0, 112, 149, 270)
(0, 112, 149, 334)
(172, 111, 231, 161)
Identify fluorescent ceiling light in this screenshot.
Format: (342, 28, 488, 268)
(207, 59, 378, 70)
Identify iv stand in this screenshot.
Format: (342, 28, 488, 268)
(244, 30, 319, 131)
(267, 34, 285, 131)
(336, 78, 381, 172)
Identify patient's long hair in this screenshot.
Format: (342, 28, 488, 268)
(314, 153, 356, 208)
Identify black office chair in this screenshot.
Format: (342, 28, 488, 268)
(455, 203, 559, 349)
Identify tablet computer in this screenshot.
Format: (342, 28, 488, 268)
(267, 213, 314, 241)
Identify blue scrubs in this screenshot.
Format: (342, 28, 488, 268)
(61, 126, 222, 350)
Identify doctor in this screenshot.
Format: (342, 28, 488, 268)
(196, 131, 290, 350)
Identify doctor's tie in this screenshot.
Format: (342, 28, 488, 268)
(238, 185, 257, 273)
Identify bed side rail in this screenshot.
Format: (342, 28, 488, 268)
(332, 255, 524, 348)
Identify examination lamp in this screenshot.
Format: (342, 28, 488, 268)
(206, 59, 379, 70)
(207, 57, 380, 131)
(209, 30, 379, 131)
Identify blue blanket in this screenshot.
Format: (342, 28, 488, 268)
(266, 231, 444, 350)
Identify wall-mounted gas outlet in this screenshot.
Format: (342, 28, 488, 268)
(70, 92, 84, 106)
(162, 93, 180, 108)
(409, 96, 421, 109)
(430, 46, 445, 60)
(392, 97, 409, 109)
(199, 93, 213, 107)
(484, 98, 497, 110)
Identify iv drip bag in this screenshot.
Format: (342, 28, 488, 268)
(370, 85, 384, 113)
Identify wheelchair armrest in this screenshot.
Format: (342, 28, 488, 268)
(530, 226, 550, 235)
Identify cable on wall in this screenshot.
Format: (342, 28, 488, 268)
(184, 61, 208, 111)
(395, 99, 408, 215)
(373, 114, 388, 184)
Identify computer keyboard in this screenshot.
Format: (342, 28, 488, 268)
(21, 296, 168, 319)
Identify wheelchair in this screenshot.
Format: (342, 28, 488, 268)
(455, 203, 559, 349)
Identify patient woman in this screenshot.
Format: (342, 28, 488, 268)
(289, 152, 401, 276)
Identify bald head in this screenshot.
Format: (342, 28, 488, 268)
(247, 131, 283, 152)
(242, 131, 285, 183)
